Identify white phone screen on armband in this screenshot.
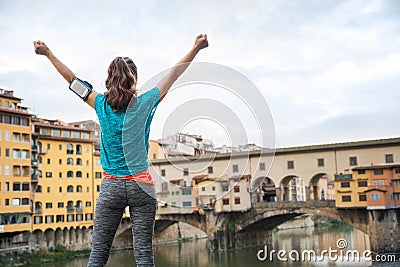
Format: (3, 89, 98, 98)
(70, 79, 89, 98)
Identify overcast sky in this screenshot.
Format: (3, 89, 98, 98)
(0, 0, 399, 148)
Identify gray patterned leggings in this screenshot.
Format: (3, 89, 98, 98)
(87, 179, 156, 267)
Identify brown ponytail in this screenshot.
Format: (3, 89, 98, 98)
(105, 57, 137, 112)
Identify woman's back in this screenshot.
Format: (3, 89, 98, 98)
(94, 87, 160, 177)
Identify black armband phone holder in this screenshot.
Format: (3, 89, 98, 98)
(69, 77, 93, 101)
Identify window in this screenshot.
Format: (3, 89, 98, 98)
(234, 186, 240, 193)
(287, 161, 294, 169)
(62, 131, 70, 137)
(66, 144, 74, 154)
(67, 171, 73, 178)
(358, 181, 368, 187)
(201, 187, 205, 192)
(4, 165, 9, 175)
(374, 169, 383, 175)
(86, 201, 91, 207)
(183, 168, 189, 176)
(341, 182, 350, 188)
(67, 185, 74, 192)
(357, 169, 366, 174)
(371, 193, 381, 201)
(46, 203, 52, 209)
(42, 128, 51, 136)
(222, 198, 229, 205)
(182, 201, 192, 207)
(58, 202, 64, 208)
(182, 188, 191, 195)
(372, 181, 377, 186)
(390, 194, 394, 201)
(56, 215, 64, 223)
(379, 180, 384, 186)
(82, 133, 90, 139)
(349, 156, 357, 166)
(222, 183, 229, 191)
(76, 158, 82, 165)
(76, 144, 82, 154)
(34, 216, 42, 224)
(85, 214, 93, 221)
(233, 164, 239, 173)
(76, 185, 82, 192)
(234, 197, 241, 204)
(317, 158, 324, 167)
(208, 166, 213, 174)
(21, 117, 29, 126)
(13, 182, 21, 191)
(59, 144, 62, 150)
(12, 198, 20, 206)
(5, 199, 9, 206)
(46, 172, 52, 178)
(72, 132, 80, 139)
(76, 171, 82, 178)
(47, 158, 51, 164)
(256, 162, 265, 171)
(342, 195, 352, 202)
(20, 183, 29, 191)
(5, 148, 9, 158)
(21, 198, 29, 205)
(97, 185, 100, 192)
(212, 186, 216, 191)
(67, 158, 73, 165)
(12, 116, 20, 125)
(47, 187, 50, 193)
(385, 154, 394, 164)
(67, 214, 74, 222)
(36, 185, 42, 193)
(12, 149, 19, 158)
(59, 187, 62, 193)
(161, 169, 166, 176)
(5, 131, 10, 141)
(395, 167, 400, 174)
(396, 180, 400, 187)
(95, 172, 102, 179)
(4, 116, 11, 124)
(52, 129, 61, 137)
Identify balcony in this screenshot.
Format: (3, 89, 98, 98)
(335, 174, 352, 181)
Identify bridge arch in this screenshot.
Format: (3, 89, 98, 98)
(279, 175, 306, 202)
(251, 176, 277, 203)
(309, 173, 334, 201)
(235, 203, 368, 235)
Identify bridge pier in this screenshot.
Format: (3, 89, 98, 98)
(305, 186, 311, 201)
(368, 209, 400, 253)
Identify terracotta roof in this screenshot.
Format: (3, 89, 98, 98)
(352, 164, 400, 171)
(169, 178, 183, 183)
(0, 107, 31, 116)
(192, 174, 208, 180)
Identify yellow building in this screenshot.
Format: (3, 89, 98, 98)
(334, 173, 367, 208)
(0, 89, 32, 234)
(31, 119, 95, 234)
(148, 140, 167, 160)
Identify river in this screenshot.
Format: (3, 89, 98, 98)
(29, 223, 398, 267)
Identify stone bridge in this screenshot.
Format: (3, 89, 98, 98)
(115, 201, 400, 253)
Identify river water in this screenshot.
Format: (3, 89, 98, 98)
(30, 223, 398, 267)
